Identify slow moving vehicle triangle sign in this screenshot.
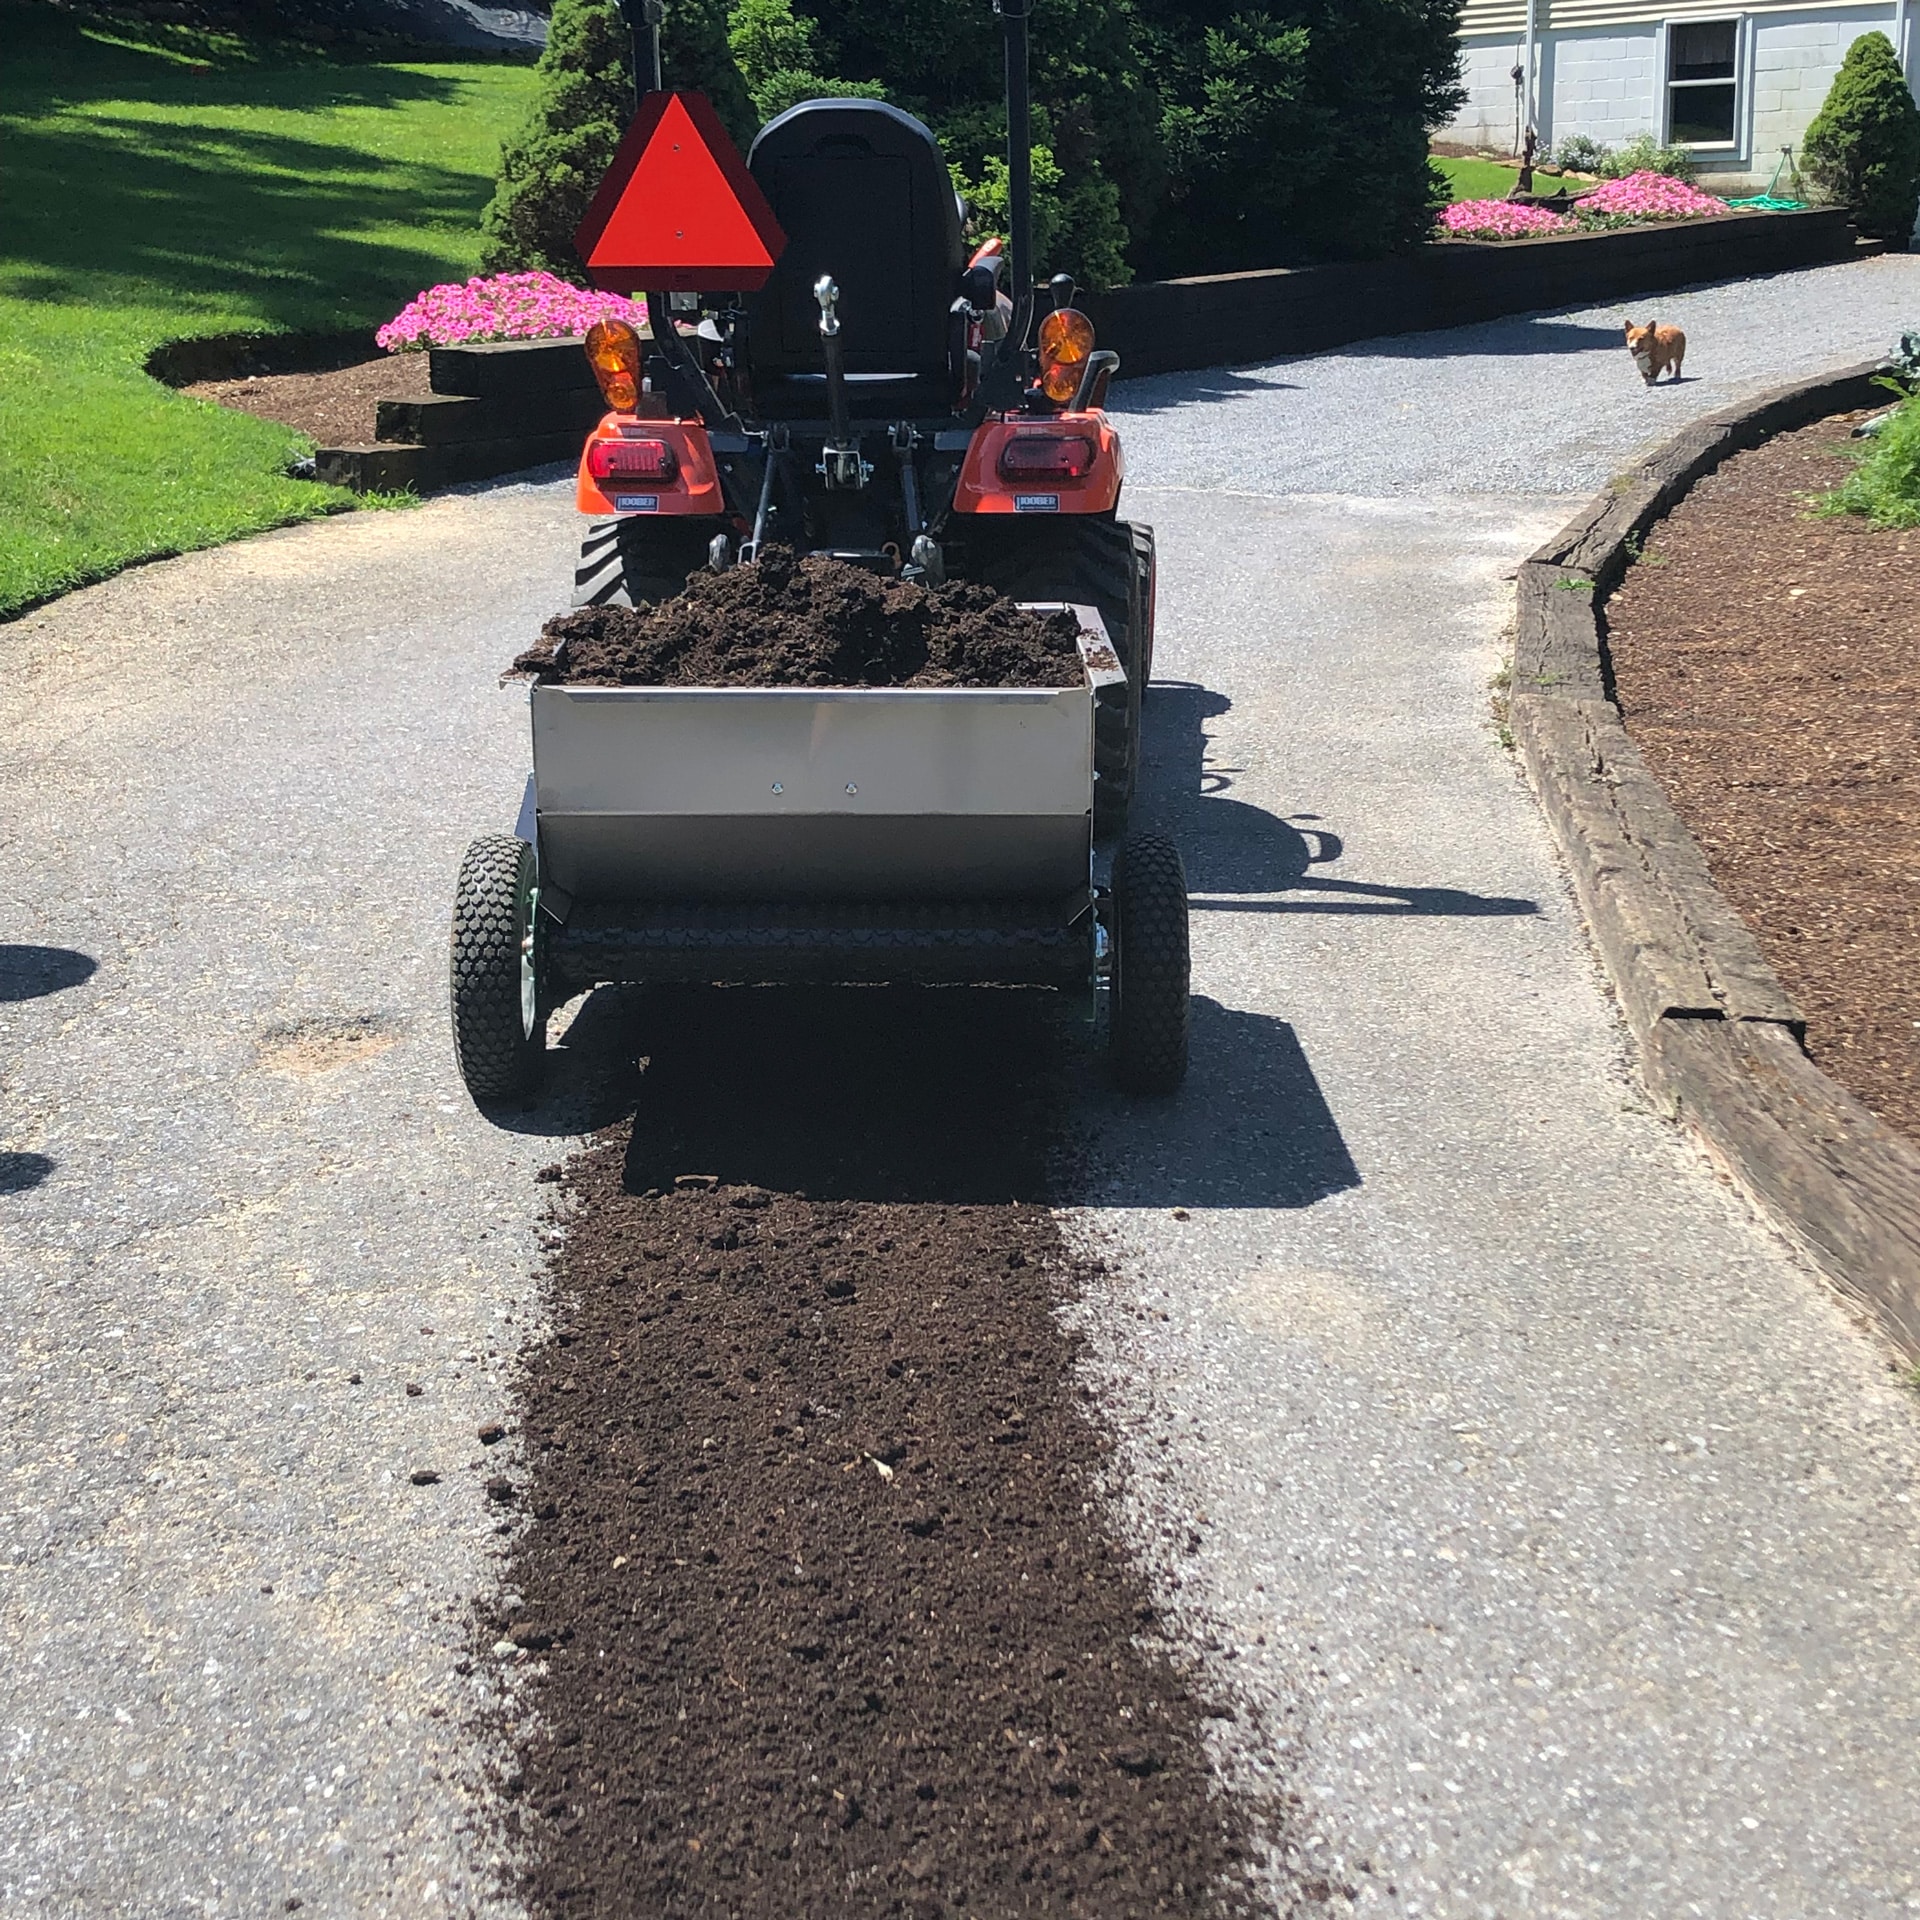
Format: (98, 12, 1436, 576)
(574, 91, 786, 293)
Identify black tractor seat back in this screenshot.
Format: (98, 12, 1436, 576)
(744, 100, 966, 419)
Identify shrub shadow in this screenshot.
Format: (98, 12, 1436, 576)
(0, 1153, 55, 1195)
(0, 946, 98, 1002)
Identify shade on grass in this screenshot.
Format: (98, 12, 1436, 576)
(0, 5, 537, 616)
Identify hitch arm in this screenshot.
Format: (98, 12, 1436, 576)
(814, 275, 866, 488)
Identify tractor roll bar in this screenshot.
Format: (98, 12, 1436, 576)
(998, 0, 1033, 357)
(966, 0, 1037, 425)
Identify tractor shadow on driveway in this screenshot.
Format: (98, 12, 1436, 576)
(488, 979, 1359, 1213)
(480, 681, 1502, 1212)
(1135, 683, 1540, 919)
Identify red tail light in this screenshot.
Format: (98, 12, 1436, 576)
(997, 434, 1097, 480)
(587, 437, 678, 482)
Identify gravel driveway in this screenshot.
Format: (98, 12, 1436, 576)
(3, 251, 1919, 1916)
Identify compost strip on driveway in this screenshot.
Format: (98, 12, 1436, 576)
(489, 987, 1261, 1918)
(1607, 411, 1920, 1144)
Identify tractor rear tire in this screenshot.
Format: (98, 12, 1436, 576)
(572, 516, 719, 609)
(450, 834, 544, 1100)
(1129, 522, 1157, 695)
(964, 516, 1145, 839)
(1109, 830, 1190, 1095)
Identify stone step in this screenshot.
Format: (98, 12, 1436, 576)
(375, 387, 606, 445)
(313, 430, 585, 494)
(427, 336, 601, 398)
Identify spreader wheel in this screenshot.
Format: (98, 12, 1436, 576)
(450, 834, 544, 1100)
(1109, 830, 1190, 1095)
(572, 516, 720, 609)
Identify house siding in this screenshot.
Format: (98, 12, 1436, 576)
(1446, 1, 1916, 198)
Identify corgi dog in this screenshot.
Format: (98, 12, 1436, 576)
(1625, 320, 1686, 384)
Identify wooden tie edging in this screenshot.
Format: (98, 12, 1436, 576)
(1510, 361, 1920, 1360)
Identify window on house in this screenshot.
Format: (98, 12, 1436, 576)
(1666, 19, 1739, 144)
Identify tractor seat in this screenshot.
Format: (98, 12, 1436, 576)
(744, 99, 966, 420)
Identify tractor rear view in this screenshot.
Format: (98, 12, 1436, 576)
(450, 0, 1191, 1103)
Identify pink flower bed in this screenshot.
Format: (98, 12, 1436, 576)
(1579, 171, 1728, 219)
(1440, 199, 1571, 240)
(376, 273, 648, 351)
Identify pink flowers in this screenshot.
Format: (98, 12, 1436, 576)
(1440, 200, 1571, 239)
(376, 273, 648, 351)
(1579, 171, 1729, 219)
(1437, 172, 1730, 241)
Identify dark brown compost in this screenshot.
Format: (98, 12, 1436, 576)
(484, 987, 1264, 1918)
(515, 547, 1086, 689)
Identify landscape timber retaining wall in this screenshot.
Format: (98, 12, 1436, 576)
(1509, 361, 1920, 1362)
(1084, 207, 1864, 378)
(145, 328, 376, 385)
(161, 208, 1866, 491)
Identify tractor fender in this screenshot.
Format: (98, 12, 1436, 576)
(575, 414, 726, 518)
(949, 414, 1124, 516)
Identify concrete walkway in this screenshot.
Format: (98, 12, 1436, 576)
(3, 252, 1918, 1915)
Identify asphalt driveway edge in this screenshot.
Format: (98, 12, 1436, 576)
(1509, 359, 1920, 1361)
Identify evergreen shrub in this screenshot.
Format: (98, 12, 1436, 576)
(481, 0, 752, 279)
(1802, 31, 1920, 244)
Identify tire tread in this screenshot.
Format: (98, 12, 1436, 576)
(450, 834, 540, 1099)
(1110, 829, 1190, 1094)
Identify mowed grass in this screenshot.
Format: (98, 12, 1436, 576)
(0, 5, 537, 617)
(1432, 153, 1530, 201)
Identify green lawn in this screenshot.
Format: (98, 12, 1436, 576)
(1432, 153, 1531, 201)
(0, 5, 538, 617)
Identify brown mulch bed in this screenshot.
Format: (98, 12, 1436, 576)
(1606, 411, 1920, 1144)
(487, 988, 1270, 1917)
(521, 548, 1088, 690)
(181, 352, 430, 446)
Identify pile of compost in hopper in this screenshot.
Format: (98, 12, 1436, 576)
(514, 546, 1087, 689)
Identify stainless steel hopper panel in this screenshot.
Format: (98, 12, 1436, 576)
(531, 606, 1111, 905)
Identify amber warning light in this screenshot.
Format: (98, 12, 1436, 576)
(584, 318, 642, 411)
(1037, 307, 1096, 405)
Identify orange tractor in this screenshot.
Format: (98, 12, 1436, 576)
(564, 5, 1152, 838)
(449, 1, 1188, 1105)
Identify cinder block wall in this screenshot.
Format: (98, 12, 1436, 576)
(1547, 28, 1662, 148)
(1446, 4, 1914, 202)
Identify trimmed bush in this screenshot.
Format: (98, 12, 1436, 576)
(481, 0, 754, 280)
(1552, 134, 1611, 172)
(1802, 31, 1920, 244)
(728, 0, 885, 124)
(1603, 132, 1698, 184)
(1548, 134, 1701, 182)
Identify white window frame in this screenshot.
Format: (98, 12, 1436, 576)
(1657, 14, 1751, 156)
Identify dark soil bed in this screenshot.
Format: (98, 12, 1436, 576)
(182, 352, 430, 447)
(522, 548, 1087, 689)
(485, 987, 1264, 1918)
(1607, 411, 1920, 1144)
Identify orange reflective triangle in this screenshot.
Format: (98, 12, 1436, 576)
(574, 91, 786, 293)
